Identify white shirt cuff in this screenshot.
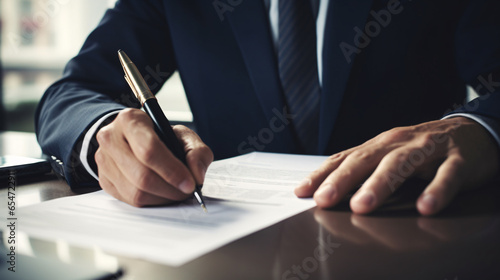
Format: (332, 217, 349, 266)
(80, 111, 121, 181)
(442, 113, 500, 149)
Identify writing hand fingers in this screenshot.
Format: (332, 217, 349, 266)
(95, 137, 187, 207)
(95, 108, 196, 206)
(116, 109, 196, 195)
(173, 125, 214, 185)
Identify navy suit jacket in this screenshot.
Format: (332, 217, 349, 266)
(35, 0, 500, 188)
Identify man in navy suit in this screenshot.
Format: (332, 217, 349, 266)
(36, 0, 500, 215)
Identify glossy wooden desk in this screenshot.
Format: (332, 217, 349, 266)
(1, 132, 500, 279)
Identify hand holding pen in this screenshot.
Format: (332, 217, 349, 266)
(93, 51, 213, 209)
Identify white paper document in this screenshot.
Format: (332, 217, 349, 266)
(4, 152, 327, 266)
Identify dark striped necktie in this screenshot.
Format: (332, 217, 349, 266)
(278, 0, 321, 154)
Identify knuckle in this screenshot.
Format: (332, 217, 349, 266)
(198, 145, 214, 162)
(96, 126, 112, 146)
(118, 109, 151, 129)
(143, 130, 157, 147)
(137, 144, 157, 165)
(348, 150, 373, 162)
(327, 152, 346, 163)
(131, 190, 147, 207)
(395, 151, 410, 163)
(117, 108, 138, 122)
(388, 150, 409, 164)
(417, 133, 435, 148)
(135, 133, 158, 164)
(163, 164, 186, 185)
(447, 156, 466, 169)
(134, 170, 154, 192)
(335, 167, 354, 180)
(379, 127, 408, 143)
(94, 149, 104, 165)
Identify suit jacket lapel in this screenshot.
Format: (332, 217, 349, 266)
(319, 0, 373, 153)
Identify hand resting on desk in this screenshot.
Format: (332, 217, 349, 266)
(94, 108, 214, 207)
(296, 117, 499, 216)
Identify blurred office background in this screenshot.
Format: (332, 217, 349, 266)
(0, 0, 191, 132)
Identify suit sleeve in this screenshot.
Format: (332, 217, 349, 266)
(35, 0, 177, 189)
(450, 0, 500, 121)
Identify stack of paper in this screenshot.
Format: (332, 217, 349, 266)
(2, 152, 327, 266)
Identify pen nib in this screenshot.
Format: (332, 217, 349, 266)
(201, 204, 208, 213)
(193, 190, 208, 213)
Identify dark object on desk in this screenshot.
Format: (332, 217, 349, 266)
(0, 156, 52, 182)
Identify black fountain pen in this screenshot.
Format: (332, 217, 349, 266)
(118, 50, 207, 212)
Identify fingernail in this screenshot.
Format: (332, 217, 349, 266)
(354, 191, 374, 207)
(179, 179, 194, 194)
(315, 184, 337, 203)
(420, 193, 437, 212)
(297, 178, 312, 190)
